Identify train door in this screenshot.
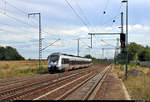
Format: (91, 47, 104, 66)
(74, 60, 77, 69)
(68, 59, 71, 70)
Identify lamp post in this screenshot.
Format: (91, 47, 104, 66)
(122, 0, 128, 79)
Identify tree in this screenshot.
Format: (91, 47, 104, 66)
(0, 46, 5, 60)
(116, 42, 150, 63)
(128, 42, 144, 61)
(0, 46, 25, 60)
(138, 47, 150, 61)
(84, 54, 93, 59)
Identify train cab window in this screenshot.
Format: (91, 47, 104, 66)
(49, 55, 59, 62)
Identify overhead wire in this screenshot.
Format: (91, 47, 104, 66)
(101, 39, 116, 47)
(67, 0, 104, 55)
(80, 39, 91, 48)
(92, 1, 122, 57)
(93, 35, 102, 47)
(97, 0, 109, 27)
(1, 0, 121, 58)
(64, 0, 90, 32)
(0, 0, 59, 40)
(0, 0, 61, 51)
(0, 9, 36, 28)
(0, 9, 42, 48)
(0, 0, 77, 56)
(2, 0, 27, 15)
(101, 3, 123, 27)
(1, 0, 40, 26)
(73, 0, 95, 32)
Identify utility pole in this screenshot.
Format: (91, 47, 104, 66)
(102, 48, 104, 59)
(91, 34, 92, 48)
(28, 13, 42, 71)
(121, 12, 124, 34)
(122, 0, 128, 80)
(77, 38, 80, 56)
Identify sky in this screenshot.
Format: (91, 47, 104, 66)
(0, 0, 150, 59)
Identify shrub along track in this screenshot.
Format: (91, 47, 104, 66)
(0, 65, 105, 100)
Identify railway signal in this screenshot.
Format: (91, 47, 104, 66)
(120, 33, 125, 48)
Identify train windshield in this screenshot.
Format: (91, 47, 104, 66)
(49, 55, 59, 62)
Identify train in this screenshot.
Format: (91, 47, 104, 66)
(47, 53, 92, 73)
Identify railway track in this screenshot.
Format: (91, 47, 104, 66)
(0, 65, 108, 100)
(0, 67, 94, 100)
(32, 64, 111, 100)
(0, 74, 55, 92)
(0, 66, 96, 87)
(0, 74, 49, 88)
(0, 66, 96, 91)
(55, 64, 111, 100)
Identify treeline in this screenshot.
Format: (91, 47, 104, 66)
(84, 54, 113, 65)
(0, 46, 25, 60)
(116, 42, 150, 63)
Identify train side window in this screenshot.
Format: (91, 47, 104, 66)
(71, 60, 75, 65)
(72, 60, 75, 65)
(70, 61, 73, 65)
(62, 58, 69, 64)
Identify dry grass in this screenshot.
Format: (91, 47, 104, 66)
(0, 60, 48, 79)
(115, 65, 150, 100)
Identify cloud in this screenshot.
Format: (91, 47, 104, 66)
(1, 0, 150, 59)
(128, 24, 150, 31)
(0, 25, 38, 42)
(60, 26, 89, 35)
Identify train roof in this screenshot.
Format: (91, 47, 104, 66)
(50, 52, 91, 60)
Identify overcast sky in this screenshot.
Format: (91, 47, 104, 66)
(0, 0, 150, 59)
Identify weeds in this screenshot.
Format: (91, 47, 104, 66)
(0, 60, 48, 79)
(115, 65, 150, 100)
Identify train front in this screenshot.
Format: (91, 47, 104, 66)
(47, 54, 60, 72)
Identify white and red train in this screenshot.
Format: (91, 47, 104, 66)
(47, 53, 92, 72)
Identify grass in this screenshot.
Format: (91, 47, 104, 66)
(115, 64, 150, 100)
(0, 59, 105, 79)
(0, 60, 48, 79)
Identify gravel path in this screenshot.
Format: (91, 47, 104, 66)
(94, 65, 128, 100)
